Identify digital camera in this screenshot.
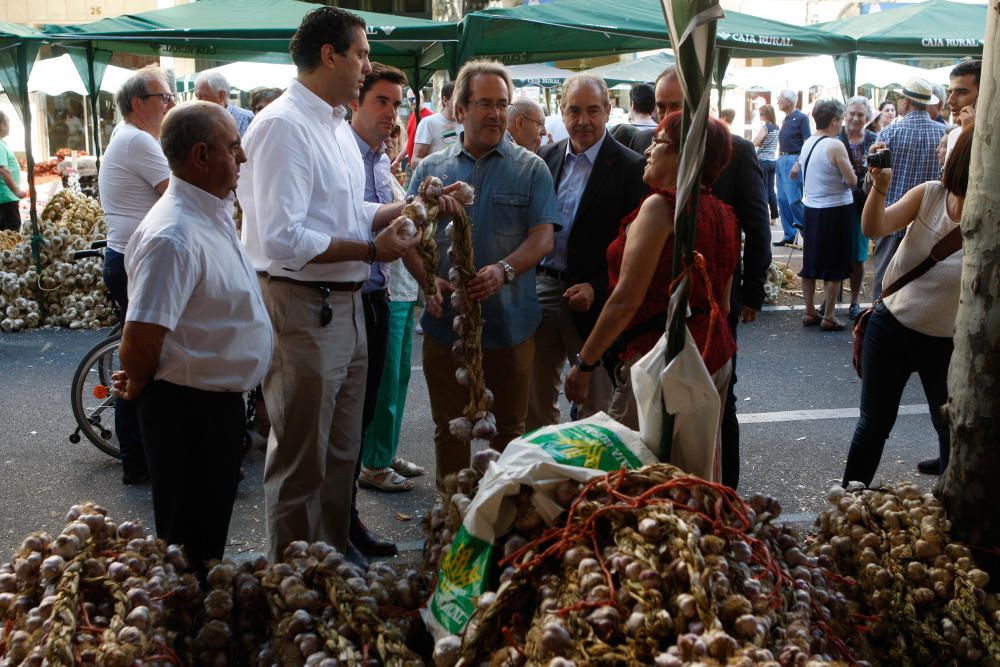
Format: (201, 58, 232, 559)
(865, 148, 891, 169)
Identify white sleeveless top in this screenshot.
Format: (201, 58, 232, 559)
(882, 181, 963, 338)
(799, 135, 853, 209)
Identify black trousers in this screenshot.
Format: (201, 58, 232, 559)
(351, 290, 391, 517)
(720, 310, 741, 490)
(0, 201, 20, 231)
(137, 380, 245, 569)
(103, 248, 148, 477)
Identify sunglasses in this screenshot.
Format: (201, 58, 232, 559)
(319, 287, 332, 327)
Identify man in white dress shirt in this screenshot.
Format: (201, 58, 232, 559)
(238, 7, 458, 563)
(113, 101, 273, 570)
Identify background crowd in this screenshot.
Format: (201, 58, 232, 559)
(81, 3, 982, 569)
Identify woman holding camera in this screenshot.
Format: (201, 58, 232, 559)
(841, 123, 972, 487)
(795, 99, 857, 331)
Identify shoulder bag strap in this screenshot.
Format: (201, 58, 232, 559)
(879, 225, 963, 302)
(800, 135, 831, 197)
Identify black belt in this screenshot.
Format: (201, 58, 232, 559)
(779, 151, 800, 156)
(257, 272, 363, 292)
(536, 265, 571, 281)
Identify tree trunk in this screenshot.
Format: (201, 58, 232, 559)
(935, 4, 1000, 549)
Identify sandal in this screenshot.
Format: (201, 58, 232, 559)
(802, 313, 821, 327)
(391, 456, 426, 477)
(359, 467, 416, 492)
(820, 317, 846, 332)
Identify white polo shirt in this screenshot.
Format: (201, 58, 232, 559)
(237, 78, 381, 282)
(125, 177, 273, 393)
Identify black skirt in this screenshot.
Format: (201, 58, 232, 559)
(799, 203, 853, 281)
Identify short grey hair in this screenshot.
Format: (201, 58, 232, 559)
(195, 70, 231, 97)
(508, 97, 543, 122)
(845, 95, 873, 120)
(811, 98, 845, 130)
(778, 89, 798, 105)
(159, 101, 229, 172)
(115, 65, 169, 116)
(560, 74, 610, 109)
(453, 60, 514, 110)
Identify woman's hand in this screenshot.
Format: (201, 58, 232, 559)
(564, 365, 591, 404)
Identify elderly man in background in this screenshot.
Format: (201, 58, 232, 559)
(870, 78, 946, 301)
(99, 65, 175, 486)
(774, 88, 811, 247)
(528, 74, 647, 429)
(195, 70, 254, 136)
(507, 98, 547, 153)
(113, 101, 272, 570)
(410, 59, 559, 483)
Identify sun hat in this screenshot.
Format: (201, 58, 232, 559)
(901, 77, 939, 106)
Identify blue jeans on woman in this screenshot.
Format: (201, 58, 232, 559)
(842, 303, 952, 487)
(759, 159, 778, 220)
(103, 248, 148, 482)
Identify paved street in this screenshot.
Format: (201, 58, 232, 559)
(0, 294, 945, 563)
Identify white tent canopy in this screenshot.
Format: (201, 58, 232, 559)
(727, 56, 953, 95)
(27, 54, 133, 97)
(177, 61, 296, 93)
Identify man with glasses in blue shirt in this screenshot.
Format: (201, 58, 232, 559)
(98, 65, 176, 486)
(408, 60, 559, 485)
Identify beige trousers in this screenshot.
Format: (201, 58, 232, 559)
(259, 278, 367, 560)
(423, 335, 535, 484)
(526, 274, 613, 431)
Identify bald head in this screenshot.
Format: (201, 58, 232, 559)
(160, 101, 245, 198)
(507, 98, 546, 153)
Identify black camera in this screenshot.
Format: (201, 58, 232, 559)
(865, 148, 891, 169)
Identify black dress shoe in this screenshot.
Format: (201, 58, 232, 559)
(917, 458, 941, 475)
(772, 239, 795, 247)
(344, 542, 369, 570)
(122, 469, 150, 485)
(349, 518, 398, 557)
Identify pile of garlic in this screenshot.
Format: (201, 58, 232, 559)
(0, 189, 115, 332)
(432, 464, 862, 667)
(763, 262, 797, 304)
(814, 483, 1000, 665)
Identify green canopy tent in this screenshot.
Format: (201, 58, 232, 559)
(457, 0, 855, 116)
(507, 63, 574, 89)
(43, 0, 459, 133)
(580, 52, 676, 87)
(0, 23, 45, 268)
(816, 0, 986, 99)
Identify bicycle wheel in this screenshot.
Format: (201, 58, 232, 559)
(70, 335, 123, 459)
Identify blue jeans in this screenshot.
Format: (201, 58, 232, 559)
(102, 248, 147, 477)
(759, 160, 778, 219)
(776, 154, 804, 241)
(842, 303, 952, 487)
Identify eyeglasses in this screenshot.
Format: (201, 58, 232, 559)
(139, 92, 176, 105)
(521, 116, 545, 128)
(471, 99, 509, 112)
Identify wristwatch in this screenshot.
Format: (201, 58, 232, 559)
(574, 353, 600, 372)
(498, 260, 516, 284)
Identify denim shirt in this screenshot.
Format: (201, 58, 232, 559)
(408, 135, 560, 349)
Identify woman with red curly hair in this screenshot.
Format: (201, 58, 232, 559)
(565, 112, 740, 438)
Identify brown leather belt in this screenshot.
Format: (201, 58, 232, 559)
(536, 265, 571, 282)
(257, 272, 363, 292)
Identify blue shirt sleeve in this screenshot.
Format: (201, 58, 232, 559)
(799, 112, 811, 140)
(528, 159, 560, 230)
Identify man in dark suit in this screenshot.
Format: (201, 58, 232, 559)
(526, 74, 649, 430)
(633, 67, 771, 489)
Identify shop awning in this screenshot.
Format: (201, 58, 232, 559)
(579, 52, 676, 87)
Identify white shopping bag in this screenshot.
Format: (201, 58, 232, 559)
(630, 289, 721, 481)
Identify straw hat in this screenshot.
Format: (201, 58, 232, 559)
(901, 77, 939, 106)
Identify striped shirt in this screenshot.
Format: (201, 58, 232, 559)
(876, 110, 946, 236)
(757, 122, 779, 162)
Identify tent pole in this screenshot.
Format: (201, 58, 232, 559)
(86, 45, 103, 166)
